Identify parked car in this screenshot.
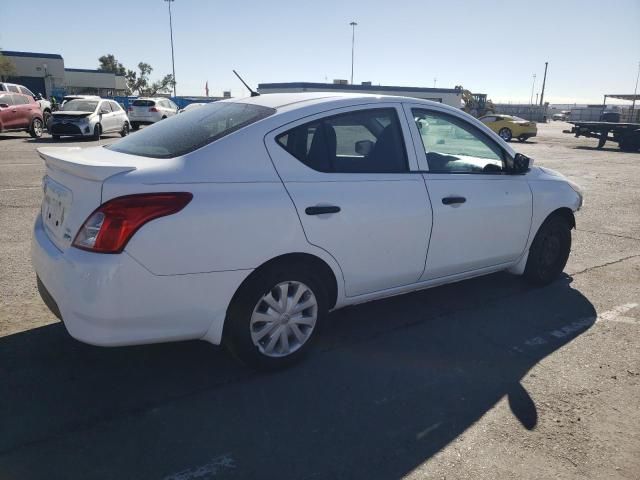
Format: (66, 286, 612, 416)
(0, 92, 44, 137)
(552, 111, 571, 121)
(60, 95, 101, 108)
(0, 82, 52, 124)
(32, 93, 583, 369)
(127, 97, 178, 130)
(478, 114, 537, 142)
(49, 98, 130, 140)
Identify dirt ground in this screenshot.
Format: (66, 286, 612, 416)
(0, 122, 638, 479)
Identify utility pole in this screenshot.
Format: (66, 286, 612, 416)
(631, 61, 640, 122)
(530, 74, 536, 105)
(165, 0, 177, 97)
(433, 77, 437, 88)
(350, 21, 357, 85)
(539, 62, 548, 106)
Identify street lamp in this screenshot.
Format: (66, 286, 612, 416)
(530, 73, 536, 105)
(350, 21, 357, 85)
(164, 0, 177, 97)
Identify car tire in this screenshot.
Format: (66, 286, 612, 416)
(518, 135, 527, 142)
(29, 118, 43, 138)
(524, 215, 572, 286)
(120, 122, 130, 137)
(131, 122, 139, 131)
(224, 264, 327, 370)
(52, 135, 60, 140)
(499, 127, 512, 142)
(43, 110, 51, 126)
(92, 123, 101, 140)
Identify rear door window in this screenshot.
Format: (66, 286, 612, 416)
(276, 108, 408, 173)
(12, 95, 29, 105)
(108, 102, 275, 158)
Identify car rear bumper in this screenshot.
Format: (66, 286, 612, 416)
(31, 215, 251, 347)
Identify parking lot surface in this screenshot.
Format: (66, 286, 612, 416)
(0, 123, 639, 479)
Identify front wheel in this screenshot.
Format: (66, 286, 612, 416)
(225, 265, 327, 370)
(120, 122, 130, 137)
(92, 123, 101, 140)
(29, 117, 43, 138)
(499, 127, 512, 142)
(524, 215, 572, 285)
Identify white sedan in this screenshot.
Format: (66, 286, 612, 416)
(32, 93, 583, 369)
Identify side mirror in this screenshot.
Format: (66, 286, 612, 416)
(512, 153, 530, 174)
(355, 140, 374, 156)
(0, 103, 9, 109)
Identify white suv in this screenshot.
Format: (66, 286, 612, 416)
(128, 97, 178, 130)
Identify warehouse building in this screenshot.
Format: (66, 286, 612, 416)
(1, 50, 127, 98)
(258, 81, 464, 108)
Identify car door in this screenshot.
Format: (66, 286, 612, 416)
(98, 101, 115, 132)
(266, 104, 433, 297)
(12, 94, 33, 128)
(404, 104, 532, 280)
(0, 94, 18, 129)
(109, 101, 125, 130)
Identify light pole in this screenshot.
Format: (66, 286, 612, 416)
(350, 21, 357, 84)
(630, 61, 640, 122)
(433, 77, 437, 88)
(165, 0, 177, 97)
(539, 61, 548, 106)
(530, 74, 536, 105)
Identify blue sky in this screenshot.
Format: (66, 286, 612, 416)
(1, 0, 639, 103)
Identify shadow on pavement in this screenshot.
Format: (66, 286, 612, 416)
(574, 145, 639, 153)
(0, 273, 595, 479)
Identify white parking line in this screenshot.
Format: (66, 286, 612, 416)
(163, 454, 235, 480)
(515, 303, 639, 352)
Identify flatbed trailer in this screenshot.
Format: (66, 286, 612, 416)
(565, 121, 640, 152)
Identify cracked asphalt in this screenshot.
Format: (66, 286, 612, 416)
(0, 122, 638, 479)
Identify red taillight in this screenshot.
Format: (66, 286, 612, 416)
(73, 193, 193, 254)
(149, 107, 159, 112)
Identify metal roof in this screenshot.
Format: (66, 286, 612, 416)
(65, 68, 126, 77)
(2, 50, 63, 60)
(258, 82, 461, 94)
(605, 94, 640, 101)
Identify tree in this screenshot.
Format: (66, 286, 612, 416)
(98, 54, 126, 75)
(125, 62, 175, 96)
(0, 51, 16, 81)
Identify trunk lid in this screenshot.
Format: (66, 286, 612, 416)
(37, 146, 138, 251)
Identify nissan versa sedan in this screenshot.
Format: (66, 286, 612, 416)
(478, 114, 538, 142)
(50, 99, 130, 140)
(32, 93, 583, 369)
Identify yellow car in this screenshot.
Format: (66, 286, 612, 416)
(478, 114, 537, 142)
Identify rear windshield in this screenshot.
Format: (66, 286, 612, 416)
(62, 100, 98, 112)
(107, 102, 276, 158)
(133, 99, 155, 107)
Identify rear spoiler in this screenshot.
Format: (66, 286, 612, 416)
(37, 147, 136, 181)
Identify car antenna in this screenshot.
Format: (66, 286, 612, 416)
(233, 70, 260, 97)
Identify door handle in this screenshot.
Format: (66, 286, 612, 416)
(305, 205, 341, 215)
(442, 196, 466, 205)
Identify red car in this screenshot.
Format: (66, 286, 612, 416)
(0, 92, 44, 138)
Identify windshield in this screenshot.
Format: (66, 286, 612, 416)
(107, 102, 276, 158)
(61, 100, 98, 112)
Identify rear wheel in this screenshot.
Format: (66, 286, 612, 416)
(131, 122, 140, 131)
(619, 133, 640, 152)
(29, 118, 43, 138)
(499, 127, 512, 142)
(120, 122, 130, 137)
(225, 264, 327, 370)
(518, 135, 527, 142)
(524, 215, 572, 285)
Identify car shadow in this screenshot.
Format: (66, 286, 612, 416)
(0, 272, 596, 479)
(574, 145, 639, 153)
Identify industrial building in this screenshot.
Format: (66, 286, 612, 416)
(1, 50, 127, 98)
(258, 81, 464, 108)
